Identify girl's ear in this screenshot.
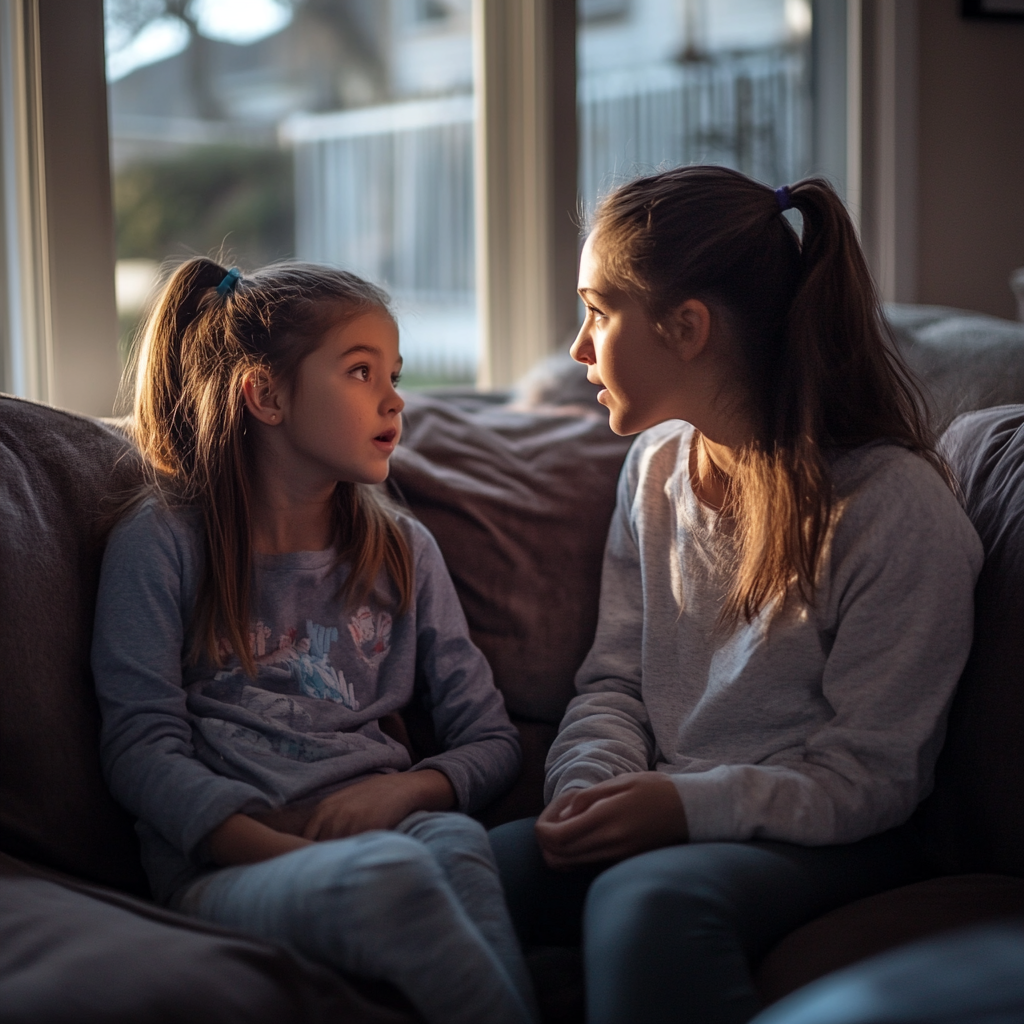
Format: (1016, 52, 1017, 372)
(665, 299, 712, 362)
(242, 369, 285, 425)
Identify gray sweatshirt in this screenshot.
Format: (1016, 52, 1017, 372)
(546, 421, 983, 846)
(92, 500, 520, 902)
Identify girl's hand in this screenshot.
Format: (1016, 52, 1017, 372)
(208, 814, 313, 865)
(534, 772, 688, 869)
(302, 769, 456, 841)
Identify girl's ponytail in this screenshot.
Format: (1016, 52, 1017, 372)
(132, 257, 234, 480)
(130, 257, 260, 674)
(782, 179, 934, 455)
(592, 166, 945, 625)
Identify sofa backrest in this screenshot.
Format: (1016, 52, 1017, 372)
(390, 392, 632, 725)
(887, 304, 1024, 430)
(0, 396, 149, 893)
(914, 404, 1024, 876)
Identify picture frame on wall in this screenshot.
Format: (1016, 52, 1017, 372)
(962, 0, 1024, 19)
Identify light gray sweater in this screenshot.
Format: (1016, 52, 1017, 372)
(93, 500, 520, 902)
(546, 422, 983, 846)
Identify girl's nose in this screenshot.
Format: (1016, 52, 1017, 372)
(570, 324, 594, 364)
(387, 387, 405, 415)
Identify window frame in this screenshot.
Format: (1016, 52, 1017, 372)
(0, 0, 119, 416)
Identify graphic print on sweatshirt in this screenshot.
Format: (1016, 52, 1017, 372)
(348, 606, 393, 670)
(211, 610, 394, 719)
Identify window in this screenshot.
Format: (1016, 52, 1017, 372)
(578, 0, 817, 218)
(579, 0, 631, 25)
(1, 0, 857, 413)
(106, 0, 478, 387)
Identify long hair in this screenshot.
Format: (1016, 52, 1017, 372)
(128, 258, 413, 677)
(592, 166, 946, 624)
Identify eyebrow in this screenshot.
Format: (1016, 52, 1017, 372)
(340, 344, 404, 367)
(578, 286, 610, 300)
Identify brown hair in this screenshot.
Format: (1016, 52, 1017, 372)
(592, 165, 946, 624)
(128, 257, 413, 676)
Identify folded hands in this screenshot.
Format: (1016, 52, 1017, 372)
(534, 772, 689, 869)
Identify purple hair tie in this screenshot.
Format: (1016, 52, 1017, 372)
(774, 186, 792, 212)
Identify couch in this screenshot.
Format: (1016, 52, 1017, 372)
(1, 303, 1023, 1023)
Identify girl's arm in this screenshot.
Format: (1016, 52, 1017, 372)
(92, 504, 273, 873)
(543, 447, 658, 801)
(299, 769, 454, 841)
(208, 814, 312, 864)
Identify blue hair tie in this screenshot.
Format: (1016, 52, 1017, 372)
(216, 267, 241, 297)
(774, 186, 792, 213)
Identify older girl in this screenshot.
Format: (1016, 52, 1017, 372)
(92, 259, 536, 1024)
(490, 167, 982, 1024)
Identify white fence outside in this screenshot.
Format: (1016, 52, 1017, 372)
(579, 46, 809, 216)
(285, 45, 809, 379)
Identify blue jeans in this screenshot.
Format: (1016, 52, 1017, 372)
(177, 811, 537, 1024)
(751, 924, 1024, 1024)
(489, 817, 922, 1024)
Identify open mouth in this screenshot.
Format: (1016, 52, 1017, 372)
(373, 428, 398, 448)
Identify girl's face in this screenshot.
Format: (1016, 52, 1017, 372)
(274, 309, 404, 488)
(571, 233, 691, 436)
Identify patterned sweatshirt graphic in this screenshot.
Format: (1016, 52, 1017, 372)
(217, 618, 364, 711)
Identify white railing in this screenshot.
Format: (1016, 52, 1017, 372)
(285, 45, 809, 377)
(283, 95, 475, 296)
(579, 46, 809, 216)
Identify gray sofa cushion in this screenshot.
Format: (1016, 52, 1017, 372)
(0, 853, 412, 1024)
(0, 396, 148, 893)
(887, 304, 1024, 430)
(913, 404, 1024, 876)
(754, 874, 1024, 1006)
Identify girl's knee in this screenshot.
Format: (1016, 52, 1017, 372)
(402, 810, 494, 859)
(299, 831, 442, 905)
(403, 809, 487, 840)
(585, 847, 733, 935)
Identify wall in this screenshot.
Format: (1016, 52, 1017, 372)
(916, 3, 1024, 320)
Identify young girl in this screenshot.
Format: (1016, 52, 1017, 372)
(92, 258, 537, 1024)
(489, 167, 984, 1024)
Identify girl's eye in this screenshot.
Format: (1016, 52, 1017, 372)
(588, 305, 607, 321)
(350, 365, 370, 382)
(391, 372, 402, 386)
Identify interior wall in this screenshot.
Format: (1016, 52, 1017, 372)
(916, 4, 1024, 320)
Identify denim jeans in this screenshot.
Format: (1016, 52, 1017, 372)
(177, 811, 537, 1024)
(489, 817, 922, 1024)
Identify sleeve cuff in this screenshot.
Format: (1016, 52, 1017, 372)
(178, 782, 273, 860)
(671, 767, 742, 843)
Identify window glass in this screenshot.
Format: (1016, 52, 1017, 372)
(105, 0, 476, 387)
(578, 0, 815, 219)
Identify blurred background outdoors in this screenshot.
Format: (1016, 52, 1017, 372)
(106, 0, 814, 387)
